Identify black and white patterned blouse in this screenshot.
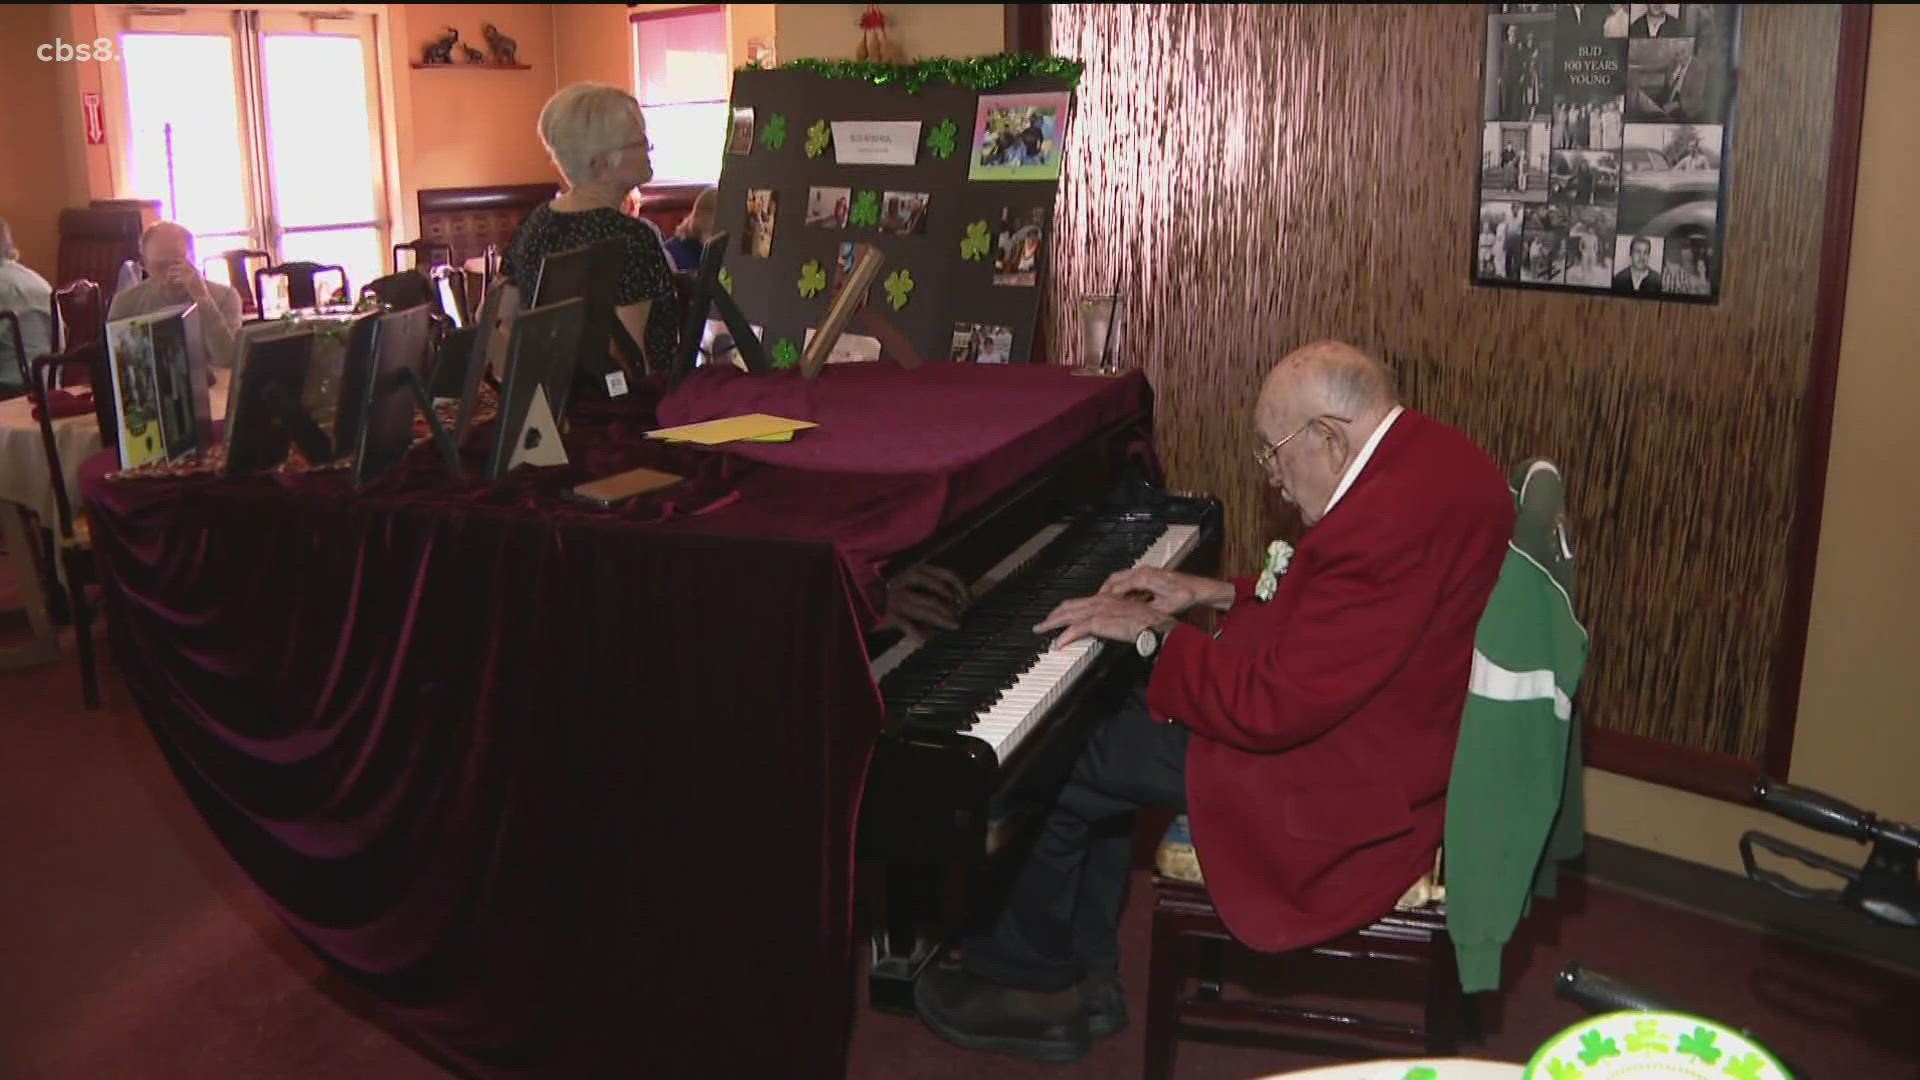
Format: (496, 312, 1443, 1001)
(501, 204, 679, 374)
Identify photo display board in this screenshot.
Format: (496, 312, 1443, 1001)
(1474, 3, 1741, 302)
(714, 66, 1075, 367)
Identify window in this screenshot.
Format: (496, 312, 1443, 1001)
(98, 7, 390, 295)
(632, 6, 730, 184)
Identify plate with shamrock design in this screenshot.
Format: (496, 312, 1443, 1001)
(1525, 1011, 1792, 1079)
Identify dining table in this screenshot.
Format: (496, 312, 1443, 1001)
(0, 369, 230, 667)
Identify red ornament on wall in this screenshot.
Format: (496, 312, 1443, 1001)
(82, 91, 105, 145)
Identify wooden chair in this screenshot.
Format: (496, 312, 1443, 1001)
(56, 201, 157, 312)
(52, 279, 105, 353)
(1, 311, 26, 401)
(1144, 835, 1470, 1079)
(26, 340, 111, 709)
(393, 239, 454, 274)
(360, 270, 435, 312)
(203, 248, 272, 314)
(255, 261, 349, 316)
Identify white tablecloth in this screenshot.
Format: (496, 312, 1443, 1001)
(0, 371, 230, 525)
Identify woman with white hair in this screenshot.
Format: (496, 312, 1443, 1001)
(500, 82, 679, 376)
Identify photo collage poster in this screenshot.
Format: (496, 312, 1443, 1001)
(1475, 4, 1739, 301)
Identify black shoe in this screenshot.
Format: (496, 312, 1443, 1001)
(913, 965, 1092, 1064)
(1082, 974, 1127, 1039)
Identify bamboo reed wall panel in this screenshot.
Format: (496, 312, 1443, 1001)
(1047, 4, 1841, 762)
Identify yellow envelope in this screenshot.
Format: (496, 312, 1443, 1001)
(645, 413, 817, 446)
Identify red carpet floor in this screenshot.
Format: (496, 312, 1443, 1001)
(1, 604, 1916, 1078)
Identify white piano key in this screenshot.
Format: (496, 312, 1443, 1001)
(874, 520, 1204, 764)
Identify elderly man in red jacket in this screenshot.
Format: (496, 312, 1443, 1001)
(915, 340, 1515, 1062)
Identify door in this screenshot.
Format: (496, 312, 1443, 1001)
(96, 7, 391, 296)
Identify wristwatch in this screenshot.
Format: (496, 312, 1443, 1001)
(1135, 625, 1165, 659)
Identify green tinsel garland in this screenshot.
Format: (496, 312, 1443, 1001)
(740, 53, 1083, 95)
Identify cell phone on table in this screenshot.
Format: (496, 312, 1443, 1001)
(567, 466, 684, 509)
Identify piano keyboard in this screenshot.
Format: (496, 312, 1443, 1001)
(873, 517, 1201, 764)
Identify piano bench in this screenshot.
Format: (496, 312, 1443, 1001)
(1144, 816, 1476, 1080)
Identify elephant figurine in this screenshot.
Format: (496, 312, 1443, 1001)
(483, 23, 518, 66)
(422, 27, 457, 65)
(460, 44, 485, 64)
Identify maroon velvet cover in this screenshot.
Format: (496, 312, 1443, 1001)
(77, 362, 1151, 1078)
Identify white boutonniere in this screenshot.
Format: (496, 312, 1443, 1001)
(1254, 540, 1293, 603)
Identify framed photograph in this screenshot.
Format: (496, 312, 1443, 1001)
(1474, 3, 1739, 302)
(728, 108, 755, 155)
(880, 192, 929, 236)
(950, 323, 1015, 364)
(806, 186, 850, 228)
(742, 188, 777, 258)
(968, 92, 1069, 182)
(993, 206, 1047, 286)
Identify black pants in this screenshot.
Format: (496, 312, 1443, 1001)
(962, 684, 1189, 992)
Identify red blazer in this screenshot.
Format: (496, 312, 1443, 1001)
(1146, 409, 1514, 953)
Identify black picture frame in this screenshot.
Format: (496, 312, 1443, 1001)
(1472, 3, 1742, 304)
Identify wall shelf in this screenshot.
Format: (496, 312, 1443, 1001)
(410, 62, 533, 70)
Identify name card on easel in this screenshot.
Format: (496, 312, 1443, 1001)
(831, 121, 922, 166)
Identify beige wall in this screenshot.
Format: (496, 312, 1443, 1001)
(391, 5, 562, 199)
(1586, 4, 1920, 874)
(553, 4, 630, 90)
(0, 5, 83, 272)
(774, 3, 1001, 61)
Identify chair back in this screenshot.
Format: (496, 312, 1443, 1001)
(53, 279, 105, 352)
(56, 202, 155, 311)
(360, 270, 435, 312)
(203, 248, 272, 314)
(1, 312, 26, 398)
(430, 265, 472, 328)
(1509, 458, 1575, 599)
(257, 261, 349, 315)
(393, 239, 454, 274)
(27, 340, 109, 540)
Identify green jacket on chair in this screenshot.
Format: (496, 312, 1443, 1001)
(1444, 458, 1589, 992)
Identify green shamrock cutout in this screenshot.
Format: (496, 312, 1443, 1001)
(926, 118, 958, 159)
(849, 190, 880, 228)
(1677, 1027, 1723, 1065)
(1401, 1069, 1439, 1080)
(1545, 1061, 1584, 1080)
(797, 260, 826, 298)
(805, 120, 831, 159)
(718, 268, 734, 295)
(1625, 1018, 1670, 1054)
(884, 269, 914, 310)
(771, 339, 799, 369)
(1722, 1054, 1766, 1080)
(1577, 1029, 1621, 1067)
(761, 113, 787, 150)
(960, 220, 992, 261)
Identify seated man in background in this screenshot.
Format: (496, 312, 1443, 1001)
(0, 218, 54, 395)
(107, 221, 243, 371)
(661, 186, 718, 273)
(497, 82, 680, 377)
(914, 341, 1515, 1063)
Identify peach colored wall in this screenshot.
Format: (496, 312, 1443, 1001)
(552, 4, 631, 91)
(392, 5, 562, 197)
(768, 3, 998, 59)
(0, 5, 83, 272)
(774, 3, 1002, 61)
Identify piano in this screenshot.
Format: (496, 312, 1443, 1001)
(856, 421, 1224, 1011)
